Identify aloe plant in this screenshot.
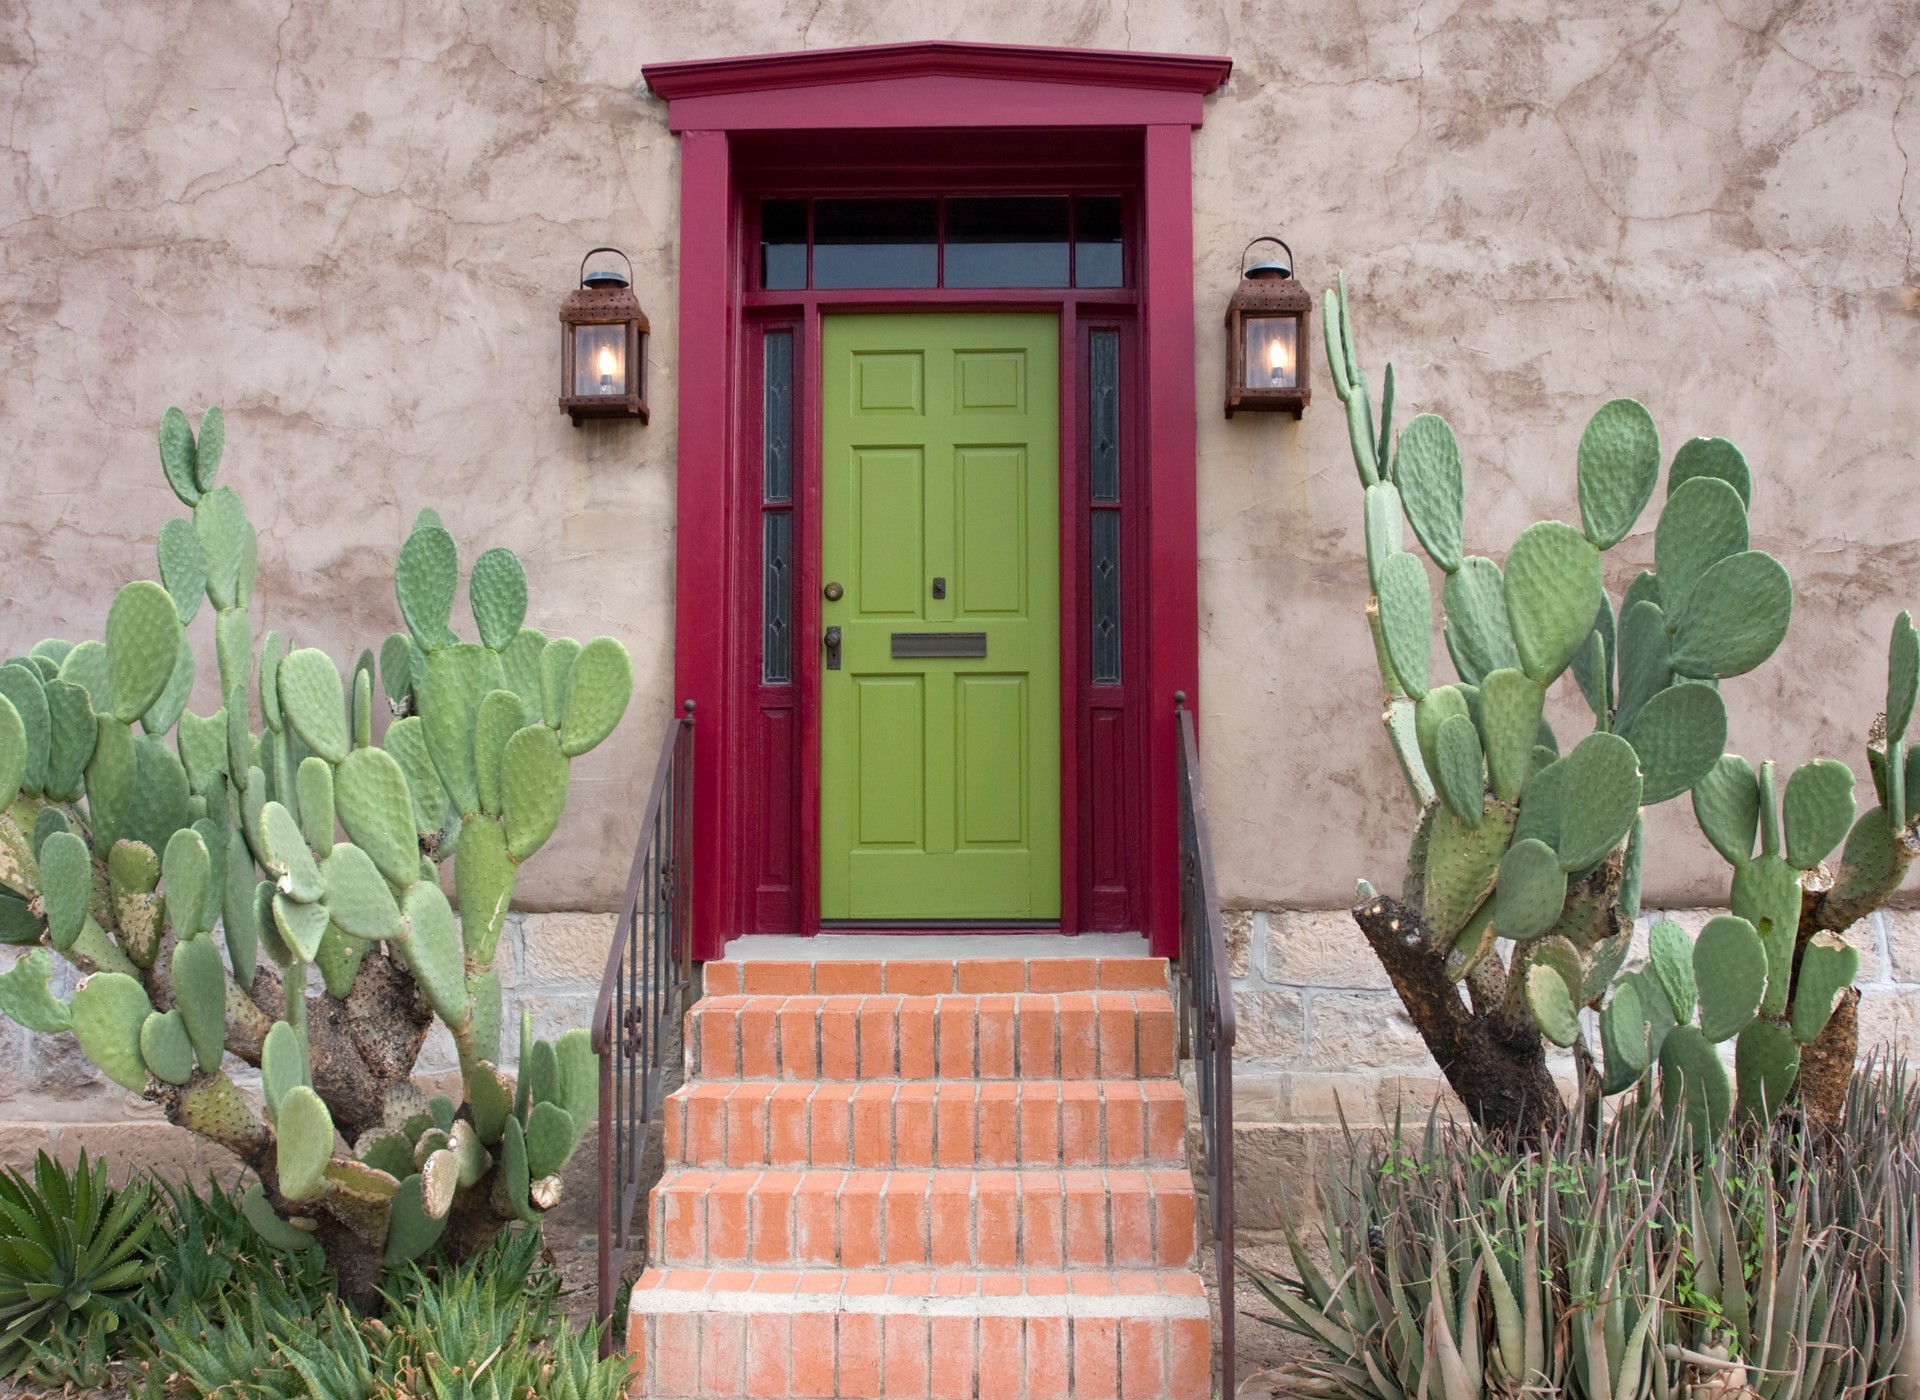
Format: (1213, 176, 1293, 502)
(1329, 277, 1917, 1138)
(1246, 1065, 1920, 1399)
(0, 410, 632, 1299)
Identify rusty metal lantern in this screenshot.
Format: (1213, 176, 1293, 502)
(559, 248, 648, 424)
(1224, 237, 1311, 419)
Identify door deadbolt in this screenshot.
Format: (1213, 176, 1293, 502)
(823, 581, 844, 602)
(931, 577, 946, 600)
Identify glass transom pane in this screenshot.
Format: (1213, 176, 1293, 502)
(945, 197, 1069, 288)
(812, 199, 938, 289)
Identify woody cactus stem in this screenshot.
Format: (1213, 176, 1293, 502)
(1329, 277, 1915, 1141)
(0, 409, 634, 1300)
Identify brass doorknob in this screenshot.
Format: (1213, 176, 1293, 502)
(823, 582, 844, 601)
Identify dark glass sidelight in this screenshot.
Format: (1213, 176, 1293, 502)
(945, 196, 1069, 288)
(760, 200, 808, 290)
(762, 513, 793, 684)
(812, 198, 938, 289)
(1074, 196, 1124, 289)
(1089, 328, 1122, 685)
(762, 331, 796, 684)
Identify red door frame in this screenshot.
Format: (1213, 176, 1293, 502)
(644, 43, 1230, 961)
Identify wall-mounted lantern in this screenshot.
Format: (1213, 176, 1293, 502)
(559, 248, 648, 425)
(1224, 237, 1311, 419)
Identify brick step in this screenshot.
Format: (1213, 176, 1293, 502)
(649, 1166, 1197, 1271)
(705, 956, 1168, 998)
(627, 1267, 1211, 1400)
(664, 1079, 1189, 1170)
(688, 992, 1177, 1082)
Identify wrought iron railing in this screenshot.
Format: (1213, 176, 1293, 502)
(594, 700, 696, 1338)
(1173, 693, 1236, 1397)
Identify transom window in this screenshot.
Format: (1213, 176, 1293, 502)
(758, 195, 1125, 291)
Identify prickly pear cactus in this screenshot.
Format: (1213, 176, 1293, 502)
(1329, 277, 1915, 1141)
(0, 409, 633, 1293)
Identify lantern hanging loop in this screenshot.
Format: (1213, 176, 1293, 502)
(579, 247, 635, 288)
(1239, 236, 1294, 279)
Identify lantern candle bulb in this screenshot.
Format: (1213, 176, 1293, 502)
(597, 343, 618, 392)
(1268, 336, 1289, 386)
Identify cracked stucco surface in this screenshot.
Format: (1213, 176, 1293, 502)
(2, 0, 1917, 912)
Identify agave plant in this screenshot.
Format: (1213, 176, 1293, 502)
(1245, 1066, 1920, 1400)
(0, 1149, 159, 1377)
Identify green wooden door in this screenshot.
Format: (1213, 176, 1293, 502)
(820, 313, 1061, 921)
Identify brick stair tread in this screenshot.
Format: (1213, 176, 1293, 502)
(628, 1267, 1211, 1400)
(689, 990, 1178, 1081)
(705, 956, 1170, 997)
(665, 1077, 1190, 1169)
(650, 1166, 1197, 1271)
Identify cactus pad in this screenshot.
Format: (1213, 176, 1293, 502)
(276, 1085, 336, 1201)
(1693, 914, 1767, 1041)
(1524, 962, 1582, 1047)
(474, 689, 532, 816)
(418, 643, 505, 816)
(1829, 805, 1905, 912)
(1556, 732, 1642, 872)
(1391, 414, 1464, 572)
(378, 632, 413, 704)
(223, 829, 260, 986)
(383, 1173, 450, 1266)
(176, 708, 227, 796)
(1734, 1019, 1799, 1123)
(1421, 801, 1516, 942)
(498, 627, 547, 711)
(262, 1019, 309, 1120)
(278, 649, 349, 765)
(260, 801, 322, 903)
(1571, 600, 1614, 721)
(1668, 436, 1751, 508)
(1575, 398, 1660, 550)
(70, 972, 155, 1091)
(1477, 669, 1545, 802)
(163, 827, 212, 938)
(419, 1147, 459, 1219)
(296, 756, 335, 856)
(396, 526, 459, 653)
(1659, 1025, 1733, 1143)
(272, 892, 330, 963)
(553, 1028, 598, 1128)
(0, 698, 21, 816)
(1693, 754, 1761, 867)
(1621, 680, 1726, 806)
(104, 580, 182, 723)
(159, 407, 202, 506)
(258, 632, 284, 734)
(1782, 758, 1857, 871)
(454, 816, 516, 964)
(1668, 551, 1793, 681)
(468, 1061, 515, 1146)
(1791, 933, 1860, 1044)
(43, 680, 95, 802)
(1503, 521, 1604, 685)
(1372, 553, 1432, 701)
(1512, 753, 1567, 853)
(0, 666, 49, 798)
(0, 949, 71, 1033)
(320, 841, 403, 941)
(147, 630, 196, 735)
(194, 488, 253, 612)
(123, 735, 191, 855)
(1730, 854, 1801, 1015)
(1414, 687, 1470, 789)
(59, 641, 111, 716)
(1888, 611, 1918, 745)
(1599, 979, 1650, 1089)
(1362, 482, 1404, 594)
(314, 924, 370, 998)
(502, 723, 571, 860)
(1494, 837, 1567, 941)
(469, 547, 529, 651)
(1646, 919, 1696, 1023)
(139, 1008, 195, 1086)
(537, 637, 583, 730)
(524, 1100, 577, 1178)
(400, 881, 467, 1028)
(1654, 476, 1748, 618)
(333, 746, 420, 888)
(172, 932, 229, 1070)
(40, 829, 92, 950)
(1442, 557, 1519, 686)
(447, 1119, 491, 1187)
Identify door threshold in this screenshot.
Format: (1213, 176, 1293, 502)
(722, 931, 1150, 961)
(820, 921, 1062, 933)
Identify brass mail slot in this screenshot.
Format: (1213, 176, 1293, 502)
(891, 632, 988, 659)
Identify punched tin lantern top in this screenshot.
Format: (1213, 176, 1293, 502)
(1225, 236, 1312, 420)
(560, 247, 649, 425)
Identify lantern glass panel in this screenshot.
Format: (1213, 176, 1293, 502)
(1242, 315, 1298, 392)
(572, 324, 627, 397)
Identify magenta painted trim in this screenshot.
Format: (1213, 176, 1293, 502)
(1141, 124, 1200, 960)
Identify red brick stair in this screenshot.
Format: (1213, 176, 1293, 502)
(627, 957, 1211, 1399)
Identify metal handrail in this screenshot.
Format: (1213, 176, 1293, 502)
(1173, 694, 1236, 1397)
(594, 700, 697, 1340)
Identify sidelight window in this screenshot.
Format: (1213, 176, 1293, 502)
(761, 330, 795, 684)
(1089, 328, 1122, 685)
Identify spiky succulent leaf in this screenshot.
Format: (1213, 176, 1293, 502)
(1669, 551, 1793, 681)
(1669, 436, 1751, 508)
(1503, 521, 1604, 685)
(1694, 914, 1768, 1041)
(1575, 398, 1660, 550)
